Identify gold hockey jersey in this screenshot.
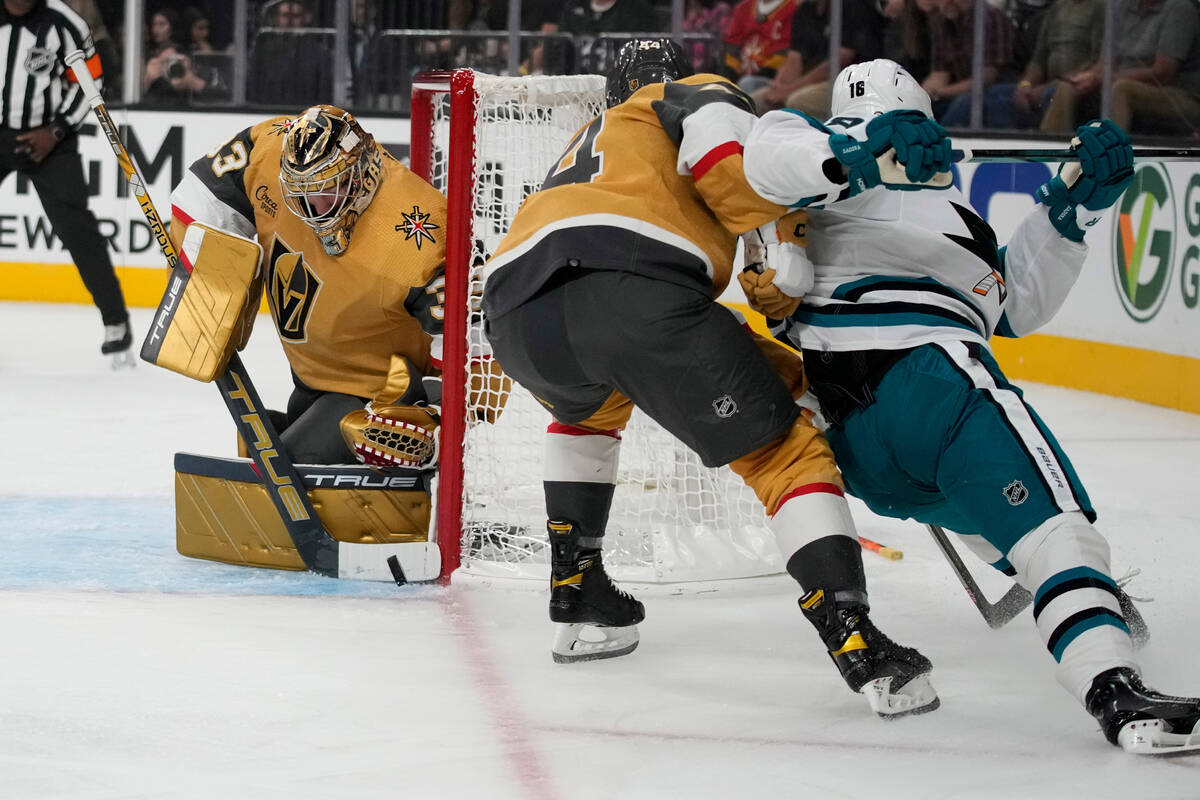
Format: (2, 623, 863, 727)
(170, 116, 448, 400)
(482, 73, 788, 318)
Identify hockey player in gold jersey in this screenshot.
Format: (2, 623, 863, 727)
(170, 105, 447, 466)
(482, 39, 939, 717)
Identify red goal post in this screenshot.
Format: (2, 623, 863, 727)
(410, 69, 784, 587)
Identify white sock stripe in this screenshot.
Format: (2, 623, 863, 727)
(543, 431, 621, 484)
(936, 341, 1079, 515)
(769, 491, 857, 559)
(1034, 589, 1122, 638)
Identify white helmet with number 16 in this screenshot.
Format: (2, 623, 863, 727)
(831, 59, 933, 120)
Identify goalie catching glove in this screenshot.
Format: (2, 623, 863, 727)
(738, 209, 814, 319)
(339, 354, 441, 468)
(1036, 119, 1134, 242)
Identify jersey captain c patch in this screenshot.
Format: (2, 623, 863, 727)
(267, 237, 321, 342)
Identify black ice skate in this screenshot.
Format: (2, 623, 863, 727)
(800, 589, 939, 718)
(1085, 667, 1200, 754)
(548, 519, 644, 664)
(101, 321, 135, 369)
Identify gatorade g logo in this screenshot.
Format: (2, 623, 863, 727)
(267, 237, 321, 342)
(1113, 164, 1175, 322)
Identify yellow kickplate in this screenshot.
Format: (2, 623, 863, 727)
(175, 470, 430, 570)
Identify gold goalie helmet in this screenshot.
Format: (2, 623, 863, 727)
(279, 105, 383, 256)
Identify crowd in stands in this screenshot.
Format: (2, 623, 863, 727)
(102, 0, 1200, 135)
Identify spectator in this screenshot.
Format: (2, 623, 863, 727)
(182, 6, 215, 54)
(980, 0, 1104, 130)
(881, 0, 933, 82)
(682, 0, 733, 74)
(264, 0, 311, 28)
(1040, 0, 1200, 134)
(751, 0, 886, 117)
(142, 9, 208, 106)
(250, 0, 330, 105)
(349, 0, 377, 105)
(556, 0, 662, 73)
(923, 0, 1015, 126)
(722, 0, 797, 93)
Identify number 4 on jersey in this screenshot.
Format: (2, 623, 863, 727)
(543, 115, 605, 189)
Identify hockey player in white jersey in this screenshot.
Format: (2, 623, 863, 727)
(738, 58, 1200, 754)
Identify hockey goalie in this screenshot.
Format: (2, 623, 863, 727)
(148, 104, 508, 580)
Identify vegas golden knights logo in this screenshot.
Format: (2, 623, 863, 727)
(267, 238, 321, 342)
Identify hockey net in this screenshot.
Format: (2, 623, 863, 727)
(411, 69, 781, 585)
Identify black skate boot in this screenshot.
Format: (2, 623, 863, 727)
(800, 589, 939, 718)
(548, 519, 644, 663)
(1085, 667, 1200, 754)
(101, 321, 135, 369)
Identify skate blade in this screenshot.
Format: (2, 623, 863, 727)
(1118, 718, 1200, 756)
(863, 674, 941, 719)
(551, 622, 639, 664)
(110, 349, 137, 370)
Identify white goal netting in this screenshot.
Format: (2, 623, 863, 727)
(422, 71, 782, 584)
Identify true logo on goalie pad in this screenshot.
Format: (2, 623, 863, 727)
(267, 238, 321, 342)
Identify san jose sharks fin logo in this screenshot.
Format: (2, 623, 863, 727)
(945, 202, 1006, 302)
(267, 237, 321, 342)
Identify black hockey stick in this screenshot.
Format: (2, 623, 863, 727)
(65, 50, 340, 578)
(926, 523, 1032, 629)
(953, 146, 1200, 163)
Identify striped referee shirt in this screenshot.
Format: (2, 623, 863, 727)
(0, 0, 100, 131)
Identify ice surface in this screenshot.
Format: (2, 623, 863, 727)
(2, 301, 1199, 799)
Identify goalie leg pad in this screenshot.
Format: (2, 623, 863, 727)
(143, 222, 264, 381)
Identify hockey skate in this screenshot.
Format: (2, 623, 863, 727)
(800, 589, 939, 718)
(1085, 667, 1200, 755)
(102, 321, 136, 369)
(548, 520, 644, 664)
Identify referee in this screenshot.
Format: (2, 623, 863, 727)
(1, 0, 131, 365)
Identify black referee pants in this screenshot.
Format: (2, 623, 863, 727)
(0, 128, 128, 325)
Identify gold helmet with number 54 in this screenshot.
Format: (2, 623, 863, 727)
(279, 105, 383, 256)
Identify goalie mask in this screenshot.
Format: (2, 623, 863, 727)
(280, 105, 383, 256)
(831, 59, 933, 121)
(605, 38, 692, 108)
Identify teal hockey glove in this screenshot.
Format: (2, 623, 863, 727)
(1036, 119, 1134, 242)
(828, 110, 952, 195)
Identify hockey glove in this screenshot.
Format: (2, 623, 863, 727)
(1036, 119, 1134, 242)
(340, 403, 440, 468)
(739, 210, 813, 318)
(828, 110, 952, 196)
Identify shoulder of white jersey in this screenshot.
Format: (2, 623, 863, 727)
(179, 117, 290, 236)
(646, 74, 757, 146)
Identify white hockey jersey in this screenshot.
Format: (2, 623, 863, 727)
(743, 110, 1090, 353)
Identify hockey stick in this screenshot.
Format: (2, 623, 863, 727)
(953, 146, 1200, 163)
(926, 523, 1032, 629)
(63, 50, 344, 577)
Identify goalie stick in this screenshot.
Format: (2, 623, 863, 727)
(926, 523, 1032, 629)
(953, 145, 1200, 163)
(64, 50, 344, 578)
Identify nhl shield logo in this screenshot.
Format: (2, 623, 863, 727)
(712, 394, 738, 418)
(24, 47, 55, 75)
(1003, 480, 1028, 507)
